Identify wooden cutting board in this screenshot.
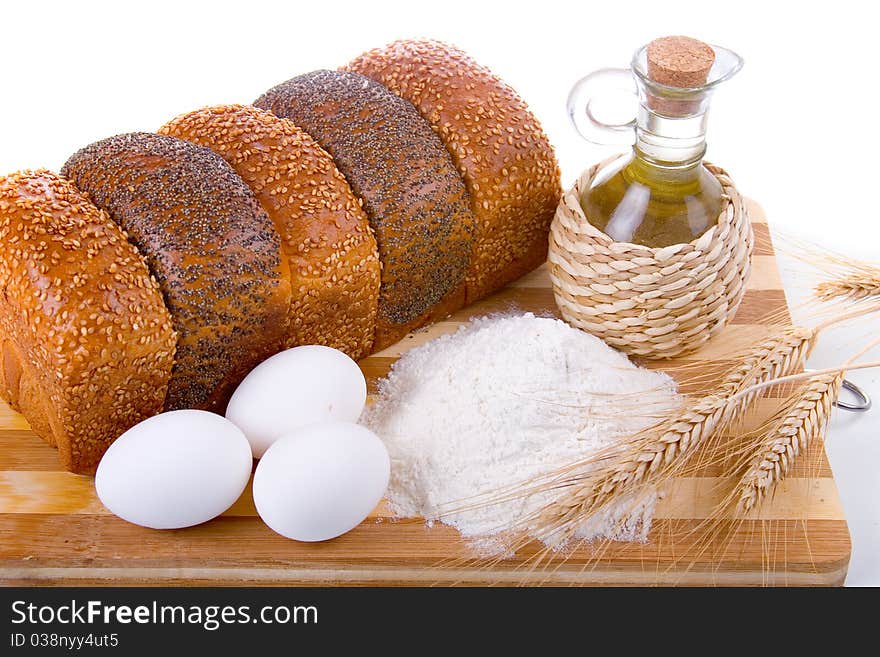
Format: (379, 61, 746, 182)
(0, 200, 851, 586)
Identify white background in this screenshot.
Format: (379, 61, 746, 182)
(2, 0, 877, 584)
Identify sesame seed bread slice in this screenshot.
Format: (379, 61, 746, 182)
(255, 70, 476, 350)
(346, 39, 562, 303)
(159, 105, 380, 360)
(0, 170, 177, 474)
(62, 133, 291, 412)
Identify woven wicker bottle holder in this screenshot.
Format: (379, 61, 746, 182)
(548, 159, 754, 359)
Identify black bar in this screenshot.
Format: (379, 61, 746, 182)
(0, 586, 864, 651)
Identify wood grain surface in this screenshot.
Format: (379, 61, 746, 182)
(0, 200, 851, 586)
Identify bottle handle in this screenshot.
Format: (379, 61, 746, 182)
(567, 68, 638, 146)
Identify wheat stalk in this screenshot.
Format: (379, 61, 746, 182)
(735, 372, 842, 514)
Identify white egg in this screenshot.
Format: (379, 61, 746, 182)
(253, 422, 390, 542)
(95, 410, 252, 529)
(226, 345, 367, 458)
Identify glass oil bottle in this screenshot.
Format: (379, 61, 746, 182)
(568, 36, 743, 247)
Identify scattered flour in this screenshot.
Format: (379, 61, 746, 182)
(363, 313, 681, 556)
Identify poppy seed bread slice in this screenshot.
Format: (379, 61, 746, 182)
(62, 132, 290, 411)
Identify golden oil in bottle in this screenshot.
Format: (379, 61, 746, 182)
(579, 153, 723, 247)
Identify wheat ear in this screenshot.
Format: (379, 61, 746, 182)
(816, 273, 880, 303)
(715, 326, 817, 406)
(776, 234, 880, 304)
(811, 251, 880, 304)
(735, 372, 842, 514)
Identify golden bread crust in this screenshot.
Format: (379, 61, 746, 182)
(0, 170, 176, 474)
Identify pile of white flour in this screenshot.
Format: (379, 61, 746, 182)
(363, 313, 681, 555)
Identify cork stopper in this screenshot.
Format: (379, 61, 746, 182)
(643, 36, 715, 116)
(646, 36, 715, 88)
